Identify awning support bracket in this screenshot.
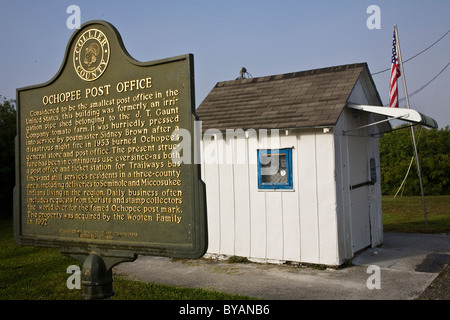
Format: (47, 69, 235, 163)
(342, 115, 405, 136)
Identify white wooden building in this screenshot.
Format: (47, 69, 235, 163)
(196, 63, 390, 266)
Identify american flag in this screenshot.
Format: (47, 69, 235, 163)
(390, 30, 401, 108)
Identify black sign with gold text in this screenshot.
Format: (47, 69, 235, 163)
(14, 21, 207, 259)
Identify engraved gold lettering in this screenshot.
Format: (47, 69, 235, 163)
(24, 76, 186, 238)
(116, 77, 152, 93)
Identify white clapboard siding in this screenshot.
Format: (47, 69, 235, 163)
(280, 133, 300, 262)
(233, 137, 251, 257)
(315, 132, 339, 265)
(201, 129, 339, 265)
(297, 132, 320, 263)
(199, 72, 385, 266)
(201, 137, 220, 254)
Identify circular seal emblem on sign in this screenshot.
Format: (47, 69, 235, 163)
(73, 28, 110, 81)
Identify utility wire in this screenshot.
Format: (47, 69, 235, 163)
(372, 29, 450, 76)
(383, 59, 450, 106)
(398, 60, 450, 102)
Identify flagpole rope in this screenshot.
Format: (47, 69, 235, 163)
(395, 24, 428, 224)
(394, 156, 414, 198)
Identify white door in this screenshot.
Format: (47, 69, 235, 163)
(347, 135, 371, 253)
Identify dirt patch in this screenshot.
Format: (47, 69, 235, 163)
(417, 264, 450, 300)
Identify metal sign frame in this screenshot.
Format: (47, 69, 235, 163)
(14, 21, 207, 264)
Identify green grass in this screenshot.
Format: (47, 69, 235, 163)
(1, 195, 449, 300)
(382, 195, 450, 233)
(0, 219, 252, 300)
(0, 219, 81, 300)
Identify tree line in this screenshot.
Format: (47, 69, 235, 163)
(379, 124, 450, 195)
(0, 96, 16, 219)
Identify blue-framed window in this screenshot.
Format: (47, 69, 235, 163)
(257, 148, 293, 190)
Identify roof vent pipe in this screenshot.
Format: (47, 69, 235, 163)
(237, 67, 252, 79)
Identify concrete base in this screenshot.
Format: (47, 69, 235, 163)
(114, 232, 450, 300)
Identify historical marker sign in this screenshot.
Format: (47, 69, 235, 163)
(14, 21, 207, 260)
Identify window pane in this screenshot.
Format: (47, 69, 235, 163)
(261, 153, 288, 184)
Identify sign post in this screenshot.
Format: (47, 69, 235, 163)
(14, 21, 207, 299)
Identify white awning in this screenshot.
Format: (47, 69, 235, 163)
(347, 104, 438, 129)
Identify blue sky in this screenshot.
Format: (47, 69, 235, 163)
(1, 0, 449, 126)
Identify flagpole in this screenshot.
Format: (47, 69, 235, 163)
(394, 24, 428, 224)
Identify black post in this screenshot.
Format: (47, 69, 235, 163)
(81, 253, 114, 300)
(63, 250, 136, 300)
